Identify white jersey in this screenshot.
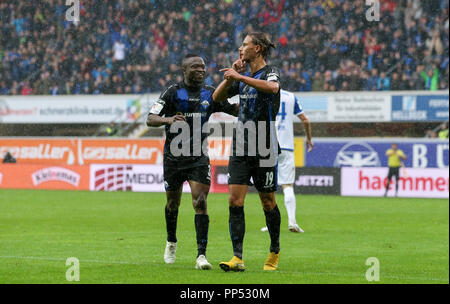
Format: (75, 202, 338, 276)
(275, 89, 304, 151)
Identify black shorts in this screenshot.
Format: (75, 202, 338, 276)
(387, 167, 400, 180)
(228, 156, 277, 193)
(164, 164, 211, 191)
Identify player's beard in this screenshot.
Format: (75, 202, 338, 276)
(189, 73, 205, 87)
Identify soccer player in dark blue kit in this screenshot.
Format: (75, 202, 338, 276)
(146, 54, 238, 270)
(213, 32, 282, 271)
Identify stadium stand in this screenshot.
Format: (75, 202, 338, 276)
(0, 0, 448, 96)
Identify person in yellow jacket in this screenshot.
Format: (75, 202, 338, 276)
(106, 122, 119, 137)
(384, 143, 406, 197)
(438, 122, 449, 139)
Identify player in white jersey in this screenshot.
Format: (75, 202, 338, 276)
(261, 89, 313, 233)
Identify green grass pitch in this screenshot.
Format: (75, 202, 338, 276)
(0, 189, 448, 284)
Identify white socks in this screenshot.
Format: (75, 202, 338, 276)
(283, 186, 297, 227)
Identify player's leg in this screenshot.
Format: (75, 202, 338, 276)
(281, 184, 303, 232)
(220, 156, 250, 272)
(219, 184, 248, 272)
(189, 180, 210, 255)
(254, 163, 281, 271)
(188, 167, 213, 270)
(259, 191, 281, 270)
(276, 150, 302, 232)
(162, 164, 185, 264)
(164, 186, 182, 264)
(228, 184, 248, 258)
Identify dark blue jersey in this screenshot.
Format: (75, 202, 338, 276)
(227, 65, 281, 157)
(149, 81, 236, 168)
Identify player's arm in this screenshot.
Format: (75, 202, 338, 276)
(147, 114, 185, 127)
(220, 68, 279, 94)
(385, 149, 394, 156)
(215, 100, 239, 117)
(212, 78, 236, 102)
(146, 86, 186, 127)
(297, 113, 313, 152)
(212, 59, 245, 102)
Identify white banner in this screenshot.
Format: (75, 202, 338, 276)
(341, 167, 449, 198)
(327, 93, 392, 122)
(1, 91, 446, 123)
(89, 164, 190, 192)
(0, 95, 146, 123)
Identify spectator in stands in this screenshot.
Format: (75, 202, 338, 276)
(377, 72, 390, 91)
(2, 151, 16, 163)
(390, 72, 402, 91)
(399, 73, 411, 90)
(411, 65, 426, 90)
(420, 65, 440, 90)
(20, 81, 33, 95)
(0, 0, 448, 95)
(33, 71, 51, 95)
(311, 71, 324, 91)
(0, 81, 9, 95)
(425, 129, 437, 138)
(366, 68, 379, 91)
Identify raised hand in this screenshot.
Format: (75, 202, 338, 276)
(232, 59, 247, 73)
(220, 68, 242, 81)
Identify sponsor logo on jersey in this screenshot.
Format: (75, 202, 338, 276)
(182, 112, 207, 118)
(239, 94, 258, 100)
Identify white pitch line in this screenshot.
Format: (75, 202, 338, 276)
(0, 255, 145, 265)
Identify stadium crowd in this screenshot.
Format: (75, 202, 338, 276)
(0, 0, 448, 95)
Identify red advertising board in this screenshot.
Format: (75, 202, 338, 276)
(0, 138, 230, 166)
(0, 164, 90, 190)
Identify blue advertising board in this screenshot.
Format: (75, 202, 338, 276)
(304, 139, 449, 168)
(391, 95, 449, 121)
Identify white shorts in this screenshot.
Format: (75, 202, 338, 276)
(277, 150, 295, 185)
